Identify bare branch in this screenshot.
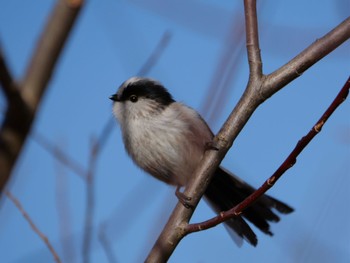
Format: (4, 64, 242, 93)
(21, 0, 84, 109)
(244, 0, 262, 78)
(138, 30, 172, 76)
(263, 17, 350, 99)
(32, 131, 86, 179)
(98, 223, 118, 263)
(146, 2, 263, 261)
(5, 191, 62, 263)
(186, 76, 350, 233)
(55, 159, 76, 262)
(82, 137, 98, 263)
(0, 0, 84, 195)
(201, 11, 245, 124)
(145, 1, 350, 261)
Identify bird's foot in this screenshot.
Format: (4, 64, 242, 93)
(205, 140, 219, 151)
(175, 186, 194, 209)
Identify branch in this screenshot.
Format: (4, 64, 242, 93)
(137, 30, 172, 76)
(21, 0, 84, 109)
(5, 191, 62, 263)
(263, 17, 350, 99)
(31, 131, 86, 179)
(55, 159, 76, 262)
(244, 0, 262, 78)
(186, 76, 350, 233)
(201, 11, 245, 124)
(82, 137, 98, 263)
(0, 48, 18, 100)
(98, 223, 118, 263)
(145, 1, 350, 261)
(0, 0, 84, 195)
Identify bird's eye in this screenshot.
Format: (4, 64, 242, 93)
(129, 95, 138, 102)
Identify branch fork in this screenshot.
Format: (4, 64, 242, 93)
(146, 0, 350, 261)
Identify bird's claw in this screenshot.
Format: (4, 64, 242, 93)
(175, 186, 194, 209)
(205, 141, 219, 151)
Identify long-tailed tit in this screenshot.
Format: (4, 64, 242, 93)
(110, 77, 293, 246)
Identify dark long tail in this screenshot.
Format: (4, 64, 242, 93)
(204, 167, 293, 246)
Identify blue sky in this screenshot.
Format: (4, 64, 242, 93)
(0, 1, 349, 262)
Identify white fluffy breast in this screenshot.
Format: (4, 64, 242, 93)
(113, 100, 213, 186)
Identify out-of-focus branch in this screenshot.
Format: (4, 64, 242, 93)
(5, 191, 62, 263)
(146, 1, 350, 261)
(32, 131, 86, 179)
(0, 0, 84, 195)
(21, 0, 84, 109)
(186, 76, 350, 233)
(98, 223, 118, 263)
(55, 158, 76, 263)
(138, 30, 172, 76)
(201, 12, 245, 124)
(0, 48, 18, 100)
(82, 137, 98, 263)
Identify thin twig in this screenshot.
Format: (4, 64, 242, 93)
(244, 0, 262, 78)
(186, 76, 350, 233)
(32, 131, 86, 178)
(138, 30, 172, 76)
(55, 158, 76, 262)
(82, 137, 98, 263)
(201, 12, 246, 124)
(5, 191, 62, 263)
(98, 223, 118, 263)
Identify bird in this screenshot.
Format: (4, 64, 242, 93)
(110, 77, 293, 246)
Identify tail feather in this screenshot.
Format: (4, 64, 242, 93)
(204, 167, 293, 246)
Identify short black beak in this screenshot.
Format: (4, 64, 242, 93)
(109, 94, 119, 101)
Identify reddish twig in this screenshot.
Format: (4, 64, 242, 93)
(186, 76, 350, 233)
(5, 191, 62, 263)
